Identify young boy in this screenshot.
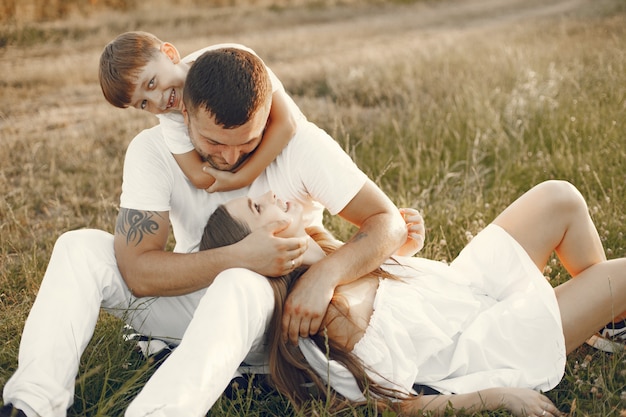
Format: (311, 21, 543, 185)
(99, 31, 301, 192)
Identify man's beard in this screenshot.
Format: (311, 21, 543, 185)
(204, 152, 251, 173)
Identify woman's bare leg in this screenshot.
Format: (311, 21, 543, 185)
(492, 180, 626, 351)
(492, 180, 606, 276)
(553, 258, 626, 352)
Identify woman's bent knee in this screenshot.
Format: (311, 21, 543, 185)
(535, 180, 586, 214)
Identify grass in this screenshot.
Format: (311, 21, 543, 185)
(1, 0, 626, 415)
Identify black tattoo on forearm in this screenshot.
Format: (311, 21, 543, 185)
(350, 231, 368, 243)
(116, 208, 163, 246)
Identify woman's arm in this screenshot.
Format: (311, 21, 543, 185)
(399, 388, 563, 417)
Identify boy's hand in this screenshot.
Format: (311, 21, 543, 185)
(203, 165, 248, 193)
(396, 207, 425, 257)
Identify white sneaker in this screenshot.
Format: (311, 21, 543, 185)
(586, 321, 626, 353)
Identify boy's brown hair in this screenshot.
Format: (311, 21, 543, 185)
(99, 31, 162, 108)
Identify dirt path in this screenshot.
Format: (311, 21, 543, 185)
(220, 0, 586, 67)
(0, 0, 594, 140)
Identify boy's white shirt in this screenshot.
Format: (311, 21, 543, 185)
(157, 43, 305, 155)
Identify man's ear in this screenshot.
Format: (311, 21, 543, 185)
(182, 103, 189, 125)
(161, 42, 181, 64)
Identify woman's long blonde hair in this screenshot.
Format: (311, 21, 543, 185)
(201, 205, 407, 411)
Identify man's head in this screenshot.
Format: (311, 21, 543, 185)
(183, 48, 273, 172)
(99, 31, 187, 114)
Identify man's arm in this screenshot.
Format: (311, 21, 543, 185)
(114, 207, 307, 297)
(281, 179, 406, 344)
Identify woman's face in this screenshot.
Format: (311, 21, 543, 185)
(224, 191, 305, 238)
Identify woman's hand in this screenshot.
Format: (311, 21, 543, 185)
(399, 388, 563, 417)
(497, 387, 563, 417)
(395, 207, 425, 257)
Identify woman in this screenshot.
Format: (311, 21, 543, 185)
(200, 180, 626, 417)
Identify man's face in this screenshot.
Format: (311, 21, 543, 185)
(184, 101, 270, 172)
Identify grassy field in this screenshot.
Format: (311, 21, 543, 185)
(1, 0, 626, 415)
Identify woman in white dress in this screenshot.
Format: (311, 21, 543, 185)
(200, 180, 625, 417)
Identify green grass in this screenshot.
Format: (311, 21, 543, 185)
(1, 0, 626, 415)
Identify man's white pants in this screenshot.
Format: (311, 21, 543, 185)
(2, 229, 274, 417)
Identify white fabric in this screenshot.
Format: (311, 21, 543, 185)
(1, 230, 269, 417)
(4, 114, 367, 416)
(125, 268, 275, 417)
(304, 224, 566, 401)
(119, 121, 367, 253)
(157, 43, 306, 155)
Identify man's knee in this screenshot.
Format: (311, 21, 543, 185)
(210, 268, 274, 306)
(55, 229, 114, 253)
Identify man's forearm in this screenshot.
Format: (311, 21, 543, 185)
(115, 240, 239, 298)
(312, 210, 406, 288)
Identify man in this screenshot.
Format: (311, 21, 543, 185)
(1, 48, 407, 417)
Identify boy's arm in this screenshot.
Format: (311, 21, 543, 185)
(173, 151, 216, 190)
(204, 89, 297, 192)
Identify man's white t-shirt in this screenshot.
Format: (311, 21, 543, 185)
(119, 45, 370, 398)
(156, 44, 305, 156)
(119, 119, 368, 254)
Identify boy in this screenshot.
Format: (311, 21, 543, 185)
(99, 31, 301, 192)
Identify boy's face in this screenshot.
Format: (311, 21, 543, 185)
(129, 43, 187, 115)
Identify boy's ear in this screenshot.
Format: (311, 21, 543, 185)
(161, 42, 181, 64)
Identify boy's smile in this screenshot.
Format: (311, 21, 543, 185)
(129, 42, 188, 114)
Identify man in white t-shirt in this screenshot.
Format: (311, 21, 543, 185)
(1, 48, 406, 417)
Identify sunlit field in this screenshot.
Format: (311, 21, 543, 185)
(1, 0, 625, 415)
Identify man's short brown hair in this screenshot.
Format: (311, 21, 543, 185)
(183, 48, 272, 128)
(99, 31, 162, 108)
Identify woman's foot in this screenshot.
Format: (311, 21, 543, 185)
(586, 320, 626, 353)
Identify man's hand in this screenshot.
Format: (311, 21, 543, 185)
(238, 219, 308, 277)
(279, 181, 406, 345)
(281, 262, 334, 345)
(396, 207, 425, 257)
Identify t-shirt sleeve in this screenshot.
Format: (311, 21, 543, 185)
(119, 127, 174, 212)
(157, 113, 194, 155)
(277, 122, 369, 215)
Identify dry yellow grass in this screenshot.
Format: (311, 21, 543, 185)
(1, 0, 626, 415)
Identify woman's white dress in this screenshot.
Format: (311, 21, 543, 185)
(301, 224, 566, 399)
(353, 224, 566, 395)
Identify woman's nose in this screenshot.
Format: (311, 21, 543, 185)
(261, 191, 275, 202)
